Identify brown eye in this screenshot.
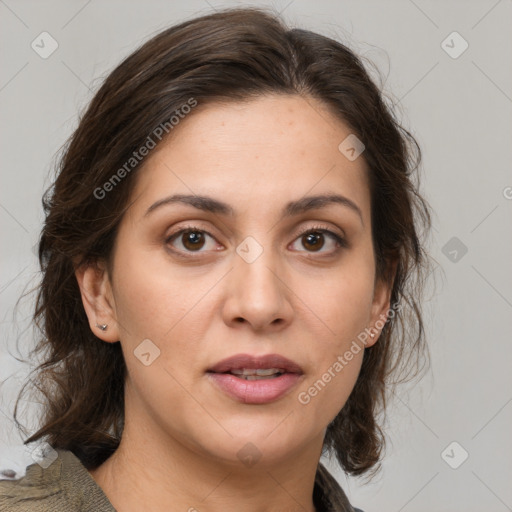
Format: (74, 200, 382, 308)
(301, 232, 325, 252)
(181, 230, 206, 251)
(290, 226, 347, 255)
(166, 226, 219, 254)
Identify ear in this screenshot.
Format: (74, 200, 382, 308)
(74, 258, 120, 343)
(366, 258, 398, 348)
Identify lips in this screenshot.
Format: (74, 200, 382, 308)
(206, 353, 303, 404)
(207, 353, 303, 375)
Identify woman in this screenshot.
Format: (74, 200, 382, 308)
(0, 6, 432, 512)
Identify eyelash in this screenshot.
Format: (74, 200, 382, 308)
(165, 223, 347, 259)
(295, 224, 347, 246)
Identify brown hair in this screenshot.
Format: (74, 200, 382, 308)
(11, 6, 433, 478)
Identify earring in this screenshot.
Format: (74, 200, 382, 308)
(370, 332, 375, 338)
(96, 323, 108, 331)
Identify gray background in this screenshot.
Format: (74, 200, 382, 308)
(1, 1, 511, 511)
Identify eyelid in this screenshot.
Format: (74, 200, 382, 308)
(164, 222, 347, 256)
(164, 223, 217, 243)
(291, 224, 348, 252)
(294, 223, 345, 240)
(164, 223, 220, 257)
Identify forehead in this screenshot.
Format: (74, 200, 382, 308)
(129, 94, 371, 223)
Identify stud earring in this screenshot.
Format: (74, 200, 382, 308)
(96, 323, 108, 331)
(370, 332, 375, 338)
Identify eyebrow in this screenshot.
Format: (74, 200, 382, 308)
(144, 193, 363, 225)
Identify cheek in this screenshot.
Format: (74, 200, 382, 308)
(300, 260, 375, 348)
(111, 242, 195, 338)
(110, 243, 221, 377)
(296, 343, 363, 428)
(293, 259, 373, 414)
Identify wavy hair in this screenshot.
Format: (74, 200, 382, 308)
(10, 6, 433, 478)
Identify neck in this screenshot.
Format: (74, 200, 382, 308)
(88, 396, 324, 512)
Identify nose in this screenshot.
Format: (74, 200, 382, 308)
(221, 245, 294, 333)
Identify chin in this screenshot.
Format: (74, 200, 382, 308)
(200, 427, 309, 467)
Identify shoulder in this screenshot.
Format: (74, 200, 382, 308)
(0, 448, 115, 512)
(0, 450, 67, 511)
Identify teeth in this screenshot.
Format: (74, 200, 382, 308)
(230, 368, 283, 377)
(237, 374, 282, 380)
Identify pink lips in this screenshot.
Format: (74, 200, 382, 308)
(206, 353, 303, 404)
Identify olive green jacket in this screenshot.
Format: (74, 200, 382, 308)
(0, 449, 363, 511)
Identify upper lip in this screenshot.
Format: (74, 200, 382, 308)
(207, 353, 303, 374)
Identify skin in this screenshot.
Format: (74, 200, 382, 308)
(76, 94, 395, 512)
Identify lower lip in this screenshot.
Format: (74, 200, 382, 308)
(207, 372, 302, 404)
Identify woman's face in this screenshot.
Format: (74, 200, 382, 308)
(83, 94, 393, 468)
